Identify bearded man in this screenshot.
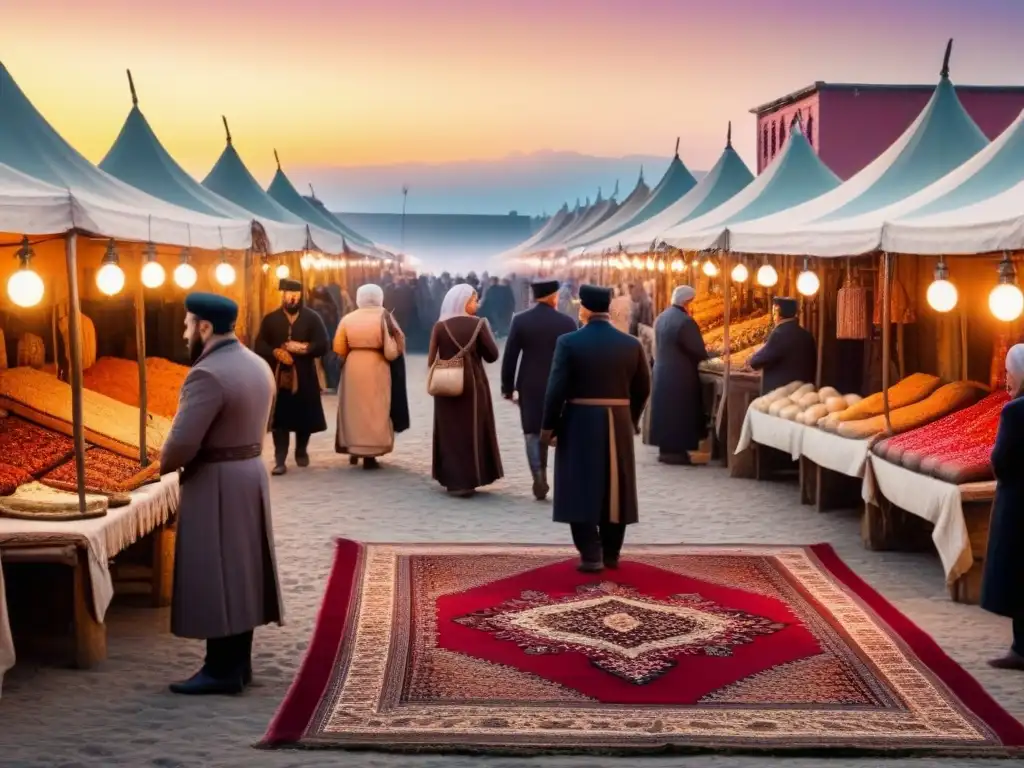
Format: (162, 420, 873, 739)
(161, 292, 283, 694)
(255, 279, 330, 475)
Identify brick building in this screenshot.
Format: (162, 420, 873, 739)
(750, 82, 1024, 178)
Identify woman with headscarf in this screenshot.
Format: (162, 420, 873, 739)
(428, 284, 503, 496)
(333, 284, 407, 469)
(981, 344, 1024, 670)
(648, 284, 708, 464)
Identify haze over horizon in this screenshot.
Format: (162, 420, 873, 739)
(4, 0, 1024, 215)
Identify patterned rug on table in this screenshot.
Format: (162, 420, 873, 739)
(261, 540, 1024, 757)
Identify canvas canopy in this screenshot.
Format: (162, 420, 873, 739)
(547, 189, 618, 249)
(496, 203, 572, 264)
(0, 62, 254, 250)
(661, 119, 841, 251)
(599, 127, 754, 254)
(729, 47, 990, 256)
(568, 168, 651, 251)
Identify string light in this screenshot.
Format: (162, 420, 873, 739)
(796, 258, 820, 296)
(96, 239, 126, 296)
(731, 262, 749, 283)
(214, 249, 236, 286)
(7, 236, 44, 308)
(989, 254, 1023, 322)
(140, 242, 165, 288)
(275, 262, 290, 280)
(701, 257, 719, 277)
(756, 260, 779, 288)
(174, 248, 197, 289)
(925, 258, 957, 312)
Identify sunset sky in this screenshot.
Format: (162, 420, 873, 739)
(4, 0, 1024, 186)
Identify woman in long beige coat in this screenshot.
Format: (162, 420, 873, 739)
(333, 284, 404, 469)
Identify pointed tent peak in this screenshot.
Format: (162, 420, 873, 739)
(308, 182, 318, 200)
(613, 179, 620, 198)
(575, 197, 581, 209)
(638, 165, 645, 184)
(789, 111, 805, 132)
(941, 38, 953, 79)
(273, 149, 281, 170)
(674, 137, 680, 157)
(726, 122, 732, 148)
(126, 69, 138, 107)
(222, 116, 232, 145)
(595, 187, 603, 203)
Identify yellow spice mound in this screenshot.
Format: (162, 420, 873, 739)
(83, 357, 189, 419)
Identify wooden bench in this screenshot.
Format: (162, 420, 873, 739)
(1, 521, 175, 669)
(798, 457, 864, 512)
(861, 480, 994, 605)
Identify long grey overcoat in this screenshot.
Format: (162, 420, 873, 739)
(649, 306, 708, 454)
(160, 338, 284, 639)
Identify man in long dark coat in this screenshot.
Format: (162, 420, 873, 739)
(650, 285, 709, 465)
(501, 279, 578, 500)
(541, 285, 650, 572)
(481, 277, 516, 338)
(255, 279, 329, 475)
(162, 293, 282, 695)
(749, 296, 817, 393)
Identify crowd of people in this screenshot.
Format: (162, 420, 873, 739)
(153, 273, 1024, 695)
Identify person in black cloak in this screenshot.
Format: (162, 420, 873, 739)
(391, 278, 419, 347)
(541, 285, 650, 572)
(308, 286, 341, 391)
(650, 284, 709, 465)
(255, 279, 329, 475)
(501, 279, 578, 500)
(749, 296, 817, 394)
(481, 277, 516, 338)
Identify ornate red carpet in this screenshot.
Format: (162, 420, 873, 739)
(262, 540, 1024, 756)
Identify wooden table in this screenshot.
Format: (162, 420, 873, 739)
(699, 368, 762, 477)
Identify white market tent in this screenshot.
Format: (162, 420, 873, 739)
(0, 62, 255, 250)
(596, 126, 754, 254)
(496, 203, 572, 265)
(566, 168, 651, 251)
(659, 119, 840, 251)
(546, 190, 618, 250)
(728, 47, 991, 256)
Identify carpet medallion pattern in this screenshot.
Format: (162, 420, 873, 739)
(262, 540, 1024, 756)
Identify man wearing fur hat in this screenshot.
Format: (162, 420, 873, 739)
(749, 296, 817, 394)
(255, 279, 330, 475)
(501, 279, 578, 499)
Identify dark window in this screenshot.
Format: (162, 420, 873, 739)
(770, 122, 777, 155)
(779, 119, 786, 147)
(762, 126, 768, 161)
(807, 113, 814, 147)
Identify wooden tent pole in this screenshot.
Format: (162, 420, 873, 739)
(815, 259, 825, 387)
(64, 232, 87, 515)
(717, 248, 731, 435)
(881, 252, 893, 434)
(134, 251, 149, 466)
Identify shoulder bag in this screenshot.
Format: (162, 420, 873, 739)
(427, 319, 484, 397)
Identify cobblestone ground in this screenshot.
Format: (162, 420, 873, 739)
(0, 349, 1021, 768)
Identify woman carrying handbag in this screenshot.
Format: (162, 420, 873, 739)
(428, 284, 503, 497)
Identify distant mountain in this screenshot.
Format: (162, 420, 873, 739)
(292, 151, 704, 216)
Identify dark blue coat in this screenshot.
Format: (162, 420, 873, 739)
(749, 318, 817, 394)
(542, 318, 650, 525)
(650, 306, 708, 454)
(501, 303, 578, 434)
(981, 396, 1024, 618)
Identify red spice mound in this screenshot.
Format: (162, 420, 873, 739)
(41, 447, 159, 495)
(0, 416, 75, 477)
(0, 462, 33, 495)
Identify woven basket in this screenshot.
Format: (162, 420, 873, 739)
(836, 272, 869, 340)
(0, 481, 108, 521)
(16, 333, 45, 368)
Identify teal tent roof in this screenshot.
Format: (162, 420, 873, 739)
(301, 194, 377, 248)
(202, 119, 306, 225)
(568, 167, 651, 249)
(498, 203, 571, 262)
(266, 155, 376, 250)
(553, 187, 619, 246)
(662, 118, 841, 250)
(531, 200, 590, 252)
(100, 76, 254, 220)
(616, 125, 753, 252)
(608, 141, 697, 232)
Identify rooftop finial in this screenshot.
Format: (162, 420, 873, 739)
(309, 183, 318, 200)
(126, 69, 138, 106)
(222, 116, 232, 145)
(674, 136, 680, 157)
(941, 38, 953, 78)
(726, 121, 732, 147)
(596, 186, 602, 202)
(638, 164, 644, 184)
(273, 149, 281, 170)
(612, 179, 619, 198)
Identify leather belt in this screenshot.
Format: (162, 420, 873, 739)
(569, 398, 630, 406)
(196, 444, 263, 463)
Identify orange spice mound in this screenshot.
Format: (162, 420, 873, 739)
(83, 357, 189, 419)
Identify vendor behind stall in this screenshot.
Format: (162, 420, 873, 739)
(748, 297, 817, 393)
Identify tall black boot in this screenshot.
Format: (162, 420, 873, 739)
(531, 470, 549, 501)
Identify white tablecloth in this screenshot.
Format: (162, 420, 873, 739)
(800, 427, 872, 478)
(0, 473, 179, 696)
(736, 408, 804, 460)
(865, 454, 973, 584)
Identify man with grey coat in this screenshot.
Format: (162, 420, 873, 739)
(161, 292, 284, 695)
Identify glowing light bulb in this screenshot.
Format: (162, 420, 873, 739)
(631, 257, 642, 270)
(275, 263, 290, 280)
(141, 260, 166, 289)
(756, 264, 779, 288)
(261, 261, 270, 273)
(645, 257, 655, 270)
(7, 268, 44, 308)
(174, 262, 198, 289)
(215, 261, 236, 286)
(796, 270, 820, 296)
(926, 279, 958, 312)
(702, 259, 719, 277)
(96, 262, 126, 296)
(731, 263, 749, 283)
(670, 259, 683, 273)
(989, 283, 1024, 322)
